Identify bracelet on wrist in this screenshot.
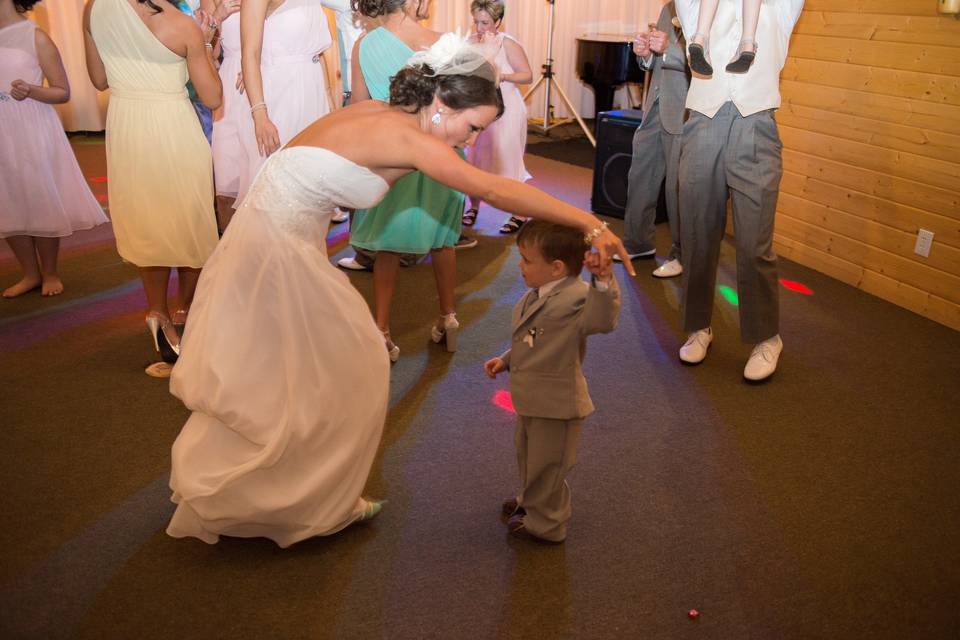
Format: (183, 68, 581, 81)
(583, 221, 609, 245)
(249, 102, 267, 114)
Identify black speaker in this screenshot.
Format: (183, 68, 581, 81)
(591, 109, 667, 221)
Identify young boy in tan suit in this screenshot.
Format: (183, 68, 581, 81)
(485, 221, 621, 543)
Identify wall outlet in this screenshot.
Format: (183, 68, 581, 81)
(914, 229, 934, 258)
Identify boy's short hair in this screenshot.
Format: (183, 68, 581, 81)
(517, 221, 586, 277)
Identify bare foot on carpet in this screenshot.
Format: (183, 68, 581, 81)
(3, 276, 42, 298)
(41, 275, 64, 296)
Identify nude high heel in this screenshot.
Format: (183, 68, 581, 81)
(382, 330, 400, 363)
(358, 498, 384, 522)
(146, 313, 180, 364)
(430, 312, 459, 353)
(687, 32, 713, 76)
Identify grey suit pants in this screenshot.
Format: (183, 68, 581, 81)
(678, 102, 782, 343)
(515, 415, 582, 542)
(624, 101, 682, 261)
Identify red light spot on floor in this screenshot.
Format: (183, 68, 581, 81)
(493, 389, 516, 414)
(780, 278, 813, 295)
(89, 176, 107, 183)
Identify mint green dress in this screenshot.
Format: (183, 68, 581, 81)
(348, 28, 464, 253)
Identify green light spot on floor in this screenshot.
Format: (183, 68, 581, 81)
(718, 285, 739, 306)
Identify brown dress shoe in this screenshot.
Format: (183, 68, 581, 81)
(502, 497, 526, 518)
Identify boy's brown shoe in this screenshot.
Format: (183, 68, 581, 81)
(502, 497, 526, 518)
(507, 516, 563, 545)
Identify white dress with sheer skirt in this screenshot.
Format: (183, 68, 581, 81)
(167, 147, 390, 548)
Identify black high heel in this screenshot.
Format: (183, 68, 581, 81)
(145, 314, 180, 364)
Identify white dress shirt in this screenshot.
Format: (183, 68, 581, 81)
(537, 276, 566, 300)
(674, 0, 804, 118)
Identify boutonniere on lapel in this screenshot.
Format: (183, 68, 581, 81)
(523, 327, 542, 348)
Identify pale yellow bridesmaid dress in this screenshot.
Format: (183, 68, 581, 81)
(90, 0, 218, 268)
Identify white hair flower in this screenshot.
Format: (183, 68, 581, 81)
(405, 31, 496, 81)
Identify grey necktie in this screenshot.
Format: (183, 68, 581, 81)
(522, 289, 539, 315)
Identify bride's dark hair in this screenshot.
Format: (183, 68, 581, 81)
(13, 0, 42, 11)
(351, 0, 409, 18)
(390, 63, 505, 119)
(138, 0, 177, 14)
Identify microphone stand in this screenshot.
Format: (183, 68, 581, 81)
(523, 0, 596, 146)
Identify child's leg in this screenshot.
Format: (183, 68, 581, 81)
(741, 0, 761, 48)
(513, 416, 529, 506)
(726, 0, 761, 73)
(688, 0, 719, 75)
(515, 416, 583, 542)
(3, 235, 42, 298)
(35, 237, 63, 296)
(693, 0, 719, 44)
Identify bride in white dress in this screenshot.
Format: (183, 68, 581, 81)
(166, 33, 635, 548)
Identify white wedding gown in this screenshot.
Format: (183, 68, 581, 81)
(167, 147, 391, 547)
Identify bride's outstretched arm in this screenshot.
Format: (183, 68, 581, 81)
(410, 133, 636, 276)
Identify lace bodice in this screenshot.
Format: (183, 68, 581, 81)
(237, 147, 389, 246)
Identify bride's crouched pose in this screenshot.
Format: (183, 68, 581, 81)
(166, 33, 633, 548)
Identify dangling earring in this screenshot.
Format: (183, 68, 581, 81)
(431, 108, 443, 126)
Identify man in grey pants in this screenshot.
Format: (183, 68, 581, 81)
(619, 1, 689, 279)
(674, 0, 804, 381)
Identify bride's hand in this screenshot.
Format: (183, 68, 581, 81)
(591, 226, 636, 277)
(253, 110, 281, 156)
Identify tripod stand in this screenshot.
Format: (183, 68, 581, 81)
(523, 0, 596, 146)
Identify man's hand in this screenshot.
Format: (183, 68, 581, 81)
(484, 357, 507, 379)
(648, 29, 669, 55)
(632, 32, 651, 59)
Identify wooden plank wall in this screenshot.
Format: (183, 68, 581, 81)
(775, 0, 960, 330)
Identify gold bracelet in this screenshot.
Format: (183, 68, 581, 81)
(249, 102, 267, 114)
(583, 221, 609, 245)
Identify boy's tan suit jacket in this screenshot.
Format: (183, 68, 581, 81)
(500, 276, 620, 421)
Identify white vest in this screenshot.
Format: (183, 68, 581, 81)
(676, 0, 804, 118)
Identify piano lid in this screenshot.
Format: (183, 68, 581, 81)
(576, 33, 635, 44)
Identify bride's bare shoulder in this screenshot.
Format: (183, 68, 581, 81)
(290, 102, 417, 149)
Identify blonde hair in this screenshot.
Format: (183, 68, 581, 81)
(470, 0, 505, 23)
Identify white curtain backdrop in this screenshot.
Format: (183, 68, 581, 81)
(29, 0, 108, 131)
(429, 0, 666, 119)
(28, 0, 665, 131)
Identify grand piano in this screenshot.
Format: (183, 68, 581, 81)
(575, 34, 645, 117)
